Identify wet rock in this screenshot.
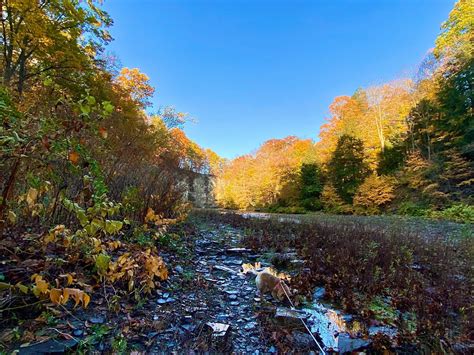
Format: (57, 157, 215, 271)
(216, 314, 229, 321)
(175, 265, 184, 274)
(337, 333, 371, 353)
(181, 324, 196, 332)
(275, 307, 309, 320)
(228, 294, 238, 300)
(157, 297, 176, 304)
(225, 289, 239, 295)
(89, 316, 105, 324)
(147, 331, 159, 339)
(206, 322, 231, 337)
(226, 248, 250, 254)
(244, 321, 257, 330)
(224, 259, 242, 266)
(72, 329, 84, 337)
(291, 331, 314, 348)
(313, 287, 326, 299)
(368, 325, 398, 338)
(230, 301, 240, 306)
(214, 265, 236, 274)
(19, 338, 78, 355)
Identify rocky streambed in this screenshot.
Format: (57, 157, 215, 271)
(146, 220, 398, 353)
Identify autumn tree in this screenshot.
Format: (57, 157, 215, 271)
(115, 68, 155, 108)
(366, 79, 414, 153)
(328, 135, 370, 203)
(353, 175, 396, 215)
(215, 137, 318, 209)
(0, 0, 112, 94)
(434, 0, 473, 72)
(317, 92, 371, 164)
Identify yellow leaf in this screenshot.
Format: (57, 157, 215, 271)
(63, 288, 90, 308)
(33, 275, 49, 295)
(49, 288, 64, 304)
(26, 188, 38, 207)
(36, 279, 49, 294)
(59, 274, 74, 286)
(83, 293, 90, 308)
(7, 210, 17, 224)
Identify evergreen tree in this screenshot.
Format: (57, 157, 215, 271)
(299, 163, 323, 210)
(328, 135, 370, 203)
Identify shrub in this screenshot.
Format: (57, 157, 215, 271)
(397, 201, 430, 217)
(430, 203, 474, 223)
(353, 175, 396, 215)
(321, 183, 352, 214)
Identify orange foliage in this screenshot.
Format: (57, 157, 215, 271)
(317, 79, 415, 170)
(115, 67, 155, 108)
(215, 137, 317, 209)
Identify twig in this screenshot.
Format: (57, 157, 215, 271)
(0, 299, 46, 312)
(59, 304, 83, 323)
(47, 327, 78, 342)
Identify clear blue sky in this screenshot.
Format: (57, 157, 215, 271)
(103, 0, 455, 159)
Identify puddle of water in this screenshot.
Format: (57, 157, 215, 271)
(240, 212, 301, 224)
(302, 288, 398, 352)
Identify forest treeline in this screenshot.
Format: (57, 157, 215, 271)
(215, 0, 473, 222)
(0, 0, 223, 229)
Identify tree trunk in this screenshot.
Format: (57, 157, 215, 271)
(0, 158, 20, 233)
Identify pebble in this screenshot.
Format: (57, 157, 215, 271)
(89, 316, 105, 324)
(72, 329, 84, 337)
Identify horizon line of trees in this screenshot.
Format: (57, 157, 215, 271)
(214, 0, 473, 221)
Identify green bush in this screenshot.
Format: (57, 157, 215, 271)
(397, 201, 430, 217)
(300, 198, 323, 211)
(430, 204, 474, 224)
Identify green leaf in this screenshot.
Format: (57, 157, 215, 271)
(86, 95, 96, 105)
(16, 283, 29, 294)
(0, 282, 12, 291)
(105, 220, 123, 235)
(77, 210, 88, 227)
(95, 253, 110, 276)
(102, 101, 114, 115)
(80, 103, 91, 115)
(43, 77, 53, 86)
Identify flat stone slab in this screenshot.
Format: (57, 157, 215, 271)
(19, 339, 78, 355)
(206, 322, 231, 337)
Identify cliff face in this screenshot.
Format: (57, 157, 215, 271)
(183, 173, 216, 208)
